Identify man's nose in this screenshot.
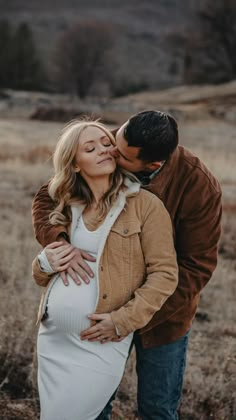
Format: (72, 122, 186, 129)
(110, 147, 119, 158)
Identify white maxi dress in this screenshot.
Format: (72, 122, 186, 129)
(37, 215, 133, 420)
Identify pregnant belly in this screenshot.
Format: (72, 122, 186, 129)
(44, 273, 98, 334)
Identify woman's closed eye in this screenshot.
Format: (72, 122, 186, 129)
(85, 141, 113, 153)
(86, 143, 113, 153)
(103, 142, 113, 148)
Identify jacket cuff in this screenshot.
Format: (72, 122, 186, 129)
(38, 249, 55, 273)
(110, 309, 134, 337)
(32, 257, 53, 287)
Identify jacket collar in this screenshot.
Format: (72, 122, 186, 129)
(70, 177, 140, 234)
(145, 146, 180, 197)
(123, 177, 140, 196)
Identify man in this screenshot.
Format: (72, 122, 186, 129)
(32, 110, 222, 419)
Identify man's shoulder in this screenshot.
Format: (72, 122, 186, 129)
(177, 146, 221, 194)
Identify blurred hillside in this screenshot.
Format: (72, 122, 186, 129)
(1, 80, 236, 127)
(0, 0, 192, 91)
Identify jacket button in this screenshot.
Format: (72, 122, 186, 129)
(102, 294, 107, 299)
(100, 266, 104, 271)
(124, 228, 129, 234)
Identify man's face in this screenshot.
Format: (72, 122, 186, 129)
(112, 123, 150, 173)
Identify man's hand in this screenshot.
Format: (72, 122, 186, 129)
(80, 313, 123, 343)
(60, 248, 96, 286)
(45, 242, 75, 272)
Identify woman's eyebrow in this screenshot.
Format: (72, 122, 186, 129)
(84, 140, 94, 144)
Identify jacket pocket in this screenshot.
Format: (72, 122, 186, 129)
(107, 221, 144, 301)
(111, 221, 141, 237)
(110, 221, 141, 261)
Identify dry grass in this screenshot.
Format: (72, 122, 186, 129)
(0, 116, 235, 419)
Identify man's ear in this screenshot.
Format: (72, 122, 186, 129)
(145, 161, 163, 171)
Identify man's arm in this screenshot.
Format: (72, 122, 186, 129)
(141, 185, 222, 333)
(32, 182, 67, 248)
(32, 182, 96, 284)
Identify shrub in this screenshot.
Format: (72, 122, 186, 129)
(53, 20, 115, 99)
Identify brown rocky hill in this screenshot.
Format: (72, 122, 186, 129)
(2, 80, 236, 128)
(108, 79, 236, 121)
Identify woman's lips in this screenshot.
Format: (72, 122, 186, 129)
(97, 157, 113, 164)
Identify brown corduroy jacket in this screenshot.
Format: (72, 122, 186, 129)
(32, 145, 222, 348)
(32, 182, 178, 337)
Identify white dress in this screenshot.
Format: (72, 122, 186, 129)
(37, 215, 133, 420)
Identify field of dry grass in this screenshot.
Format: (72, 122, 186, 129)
(0, 114, 235, 419)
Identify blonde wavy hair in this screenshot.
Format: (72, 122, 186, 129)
(48, 118, 137, 227)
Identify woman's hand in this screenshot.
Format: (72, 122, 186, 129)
(60, 248, 96, 286)
(80, 313, 124, 343)
(44, 242, 75, 272)
(44, 242, 96, 286)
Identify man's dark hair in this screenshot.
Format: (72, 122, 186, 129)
(124, 110, 179, 162)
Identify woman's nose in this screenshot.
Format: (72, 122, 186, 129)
(98, 145, 108, 155)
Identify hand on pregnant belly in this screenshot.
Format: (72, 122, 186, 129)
(60, 247, 96, 286)
(80, 313, 122, 343)
(45, 243, 96, 287)
(45, 242, 75, 272)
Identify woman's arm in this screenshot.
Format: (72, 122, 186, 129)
(32, 182, 68, 247)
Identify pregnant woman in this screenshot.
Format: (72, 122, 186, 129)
(32, 119, 178, 420)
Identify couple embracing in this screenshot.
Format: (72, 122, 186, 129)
(32, 110, 221, 420)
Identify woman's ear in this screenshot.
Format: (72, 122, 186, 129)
(74, 166, 80, 173)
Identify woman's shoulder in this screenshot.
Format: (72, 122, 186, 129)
(128, 187, 165, 212)
(136, 187, 162, 203)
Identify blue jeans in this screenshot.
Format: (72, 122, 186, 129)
(135, 331, 190, 420)
(96, 330, 190, 420)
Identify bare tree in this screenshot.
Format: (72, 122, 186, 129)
(184, 0, 236, 84)
(0, 21, 45, 90)
(0, 20, 12, 88)
(10, 22, 45, 90)
(53, 20, 115, 98)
